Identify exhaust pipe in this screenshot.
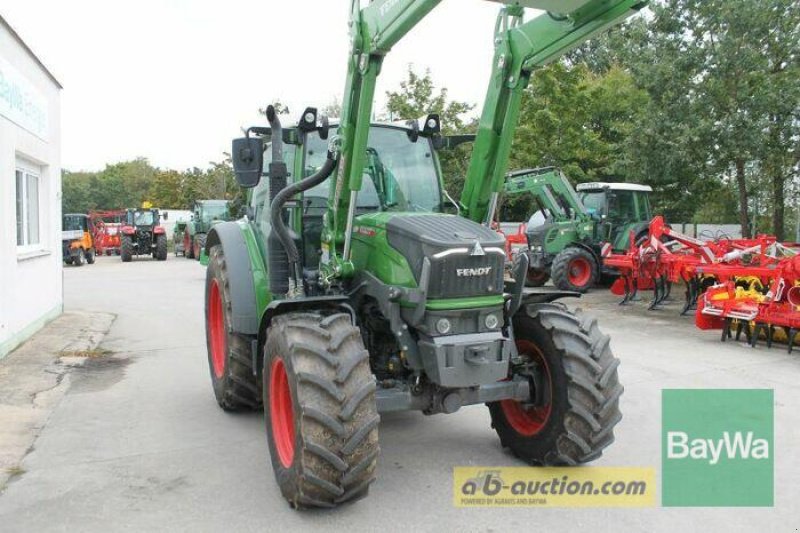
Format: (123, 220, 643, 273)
(265, 105, 291, 297)
(266, 105, 337, 297)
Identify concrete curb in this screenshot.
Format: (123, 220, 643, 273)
(0, 310, 115, 491)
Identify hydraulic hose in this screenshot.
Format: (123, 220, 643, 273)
(269, 154, 337, 286)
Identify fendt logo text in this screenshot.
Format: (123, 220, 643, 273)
(456, 267, 492, 277)
(666, 431, 769, 465)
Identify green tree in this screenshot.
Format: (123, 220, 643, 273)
(384, 66, 477, 195)
(574, 0, 800, 236)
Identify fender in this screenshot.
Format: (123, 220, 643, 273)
(205, 221, 260, 335)
(153, 226, 166, 234)
(121, 225, 135, 235)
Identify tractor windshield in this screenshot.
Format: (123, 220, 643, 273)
(202, 204, 229, 222)
(304, 126, 441, 212)
(580, 191, 606, 218)
(63, 216, 85, 231)
(134, 211, 155, 226)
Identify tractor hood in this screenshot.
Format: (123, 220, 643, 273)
(384, 214, 506, 299)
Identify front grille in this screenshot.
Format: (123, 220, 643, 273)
(427, 253, 504, 299)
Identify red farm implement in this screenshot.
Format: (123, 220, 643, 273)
(90, 210, 126, 256)
(698, 255, 800, 352)
(602, 216, 800, 349)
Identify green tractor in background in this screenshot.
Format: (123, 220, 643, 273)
(173, 220, 188, 256)
(204, 0, 644, 508)
(184, 200, 231, 260)
(502, 167, 653, 292)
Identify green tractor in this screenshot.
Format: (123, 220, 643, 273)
(205, 0, 643, 508)
(184, 200, 231, 260)
(502, 168, 653, 292)
(173, 220, 189, 256)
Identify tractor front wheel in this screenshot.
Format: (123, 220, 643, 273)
(551, 248, 597, 292)
(488, 303, 622, 465)
(86, 249, 95, 264)
(193, 234, 206, 261)
(74, 249, 86, 267)
(205, 245, 261, 410)
(264, 312, 379, 509)
(121, 235, 133, 262)
(155, 234, 168, 261)
(526, 268, 550, 287)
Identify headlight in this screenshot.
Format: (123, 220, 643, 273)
(484, 313, 500, 330)
(436, 318, 452, 335)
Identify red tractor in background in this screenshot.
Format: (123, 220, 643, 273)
(120, 208, 168, 262)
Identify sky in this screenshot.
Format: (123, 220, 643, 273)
(1, 0, 530, 172)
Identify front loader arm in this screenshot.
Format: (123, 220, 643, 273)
(324, 0, 443, 276)
(460, 0, 646, 224)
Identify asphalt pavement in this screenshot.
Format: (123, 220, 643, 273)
(0, 255, 798, 532)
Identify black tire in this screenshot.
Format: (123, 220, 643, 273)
(525, 268, 550, 287)
(156, 234, 168, 261)
(194, 233, 207, 261)
(86, 249, 95, 264)
(64, 257, 73, 266)
(488, 303, 622, 465)
(74, 249, 86, 267)
(205, 245, 261, 410)
(121, 235, 133, 262)
(264, 312, 380, 509)
(551, 247, 598, 292)
(185, 232, 195, 259)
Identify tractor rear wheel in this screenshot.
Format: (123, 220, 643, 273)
(121, 235, 133, 262)
(525, 268, 550, 287)
(205, 245, 261, 410)
(488, 303, 622, 465)
(155, 234, 168, 261)
(193, 234, 206, 261)
(551, 247, 597, 292)
(264, 312, 379, 509)
(185, 233, 194, 259)
(86, 249, 95, 264)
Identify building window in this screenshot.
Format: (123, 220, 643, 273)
(15, 166, 41, 248)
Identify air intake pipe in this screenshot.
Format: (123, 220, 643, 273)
(266, 105, 337, 297)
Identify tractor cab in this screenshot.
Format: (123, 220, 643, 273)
(248, 120, 451, 271)
(126, 208, 161, 229)
(576, 182, 652, 250)
(193, 200, 231, 226)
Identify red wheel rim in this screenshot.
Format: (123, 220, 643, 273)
(208, 279, 226, 379)
(194, 242, 200, 258)
(270, 357, 295, 468)
(500, 340, 552, 436)
(184, 234, 191, 254)
(568, 257, 592, 287)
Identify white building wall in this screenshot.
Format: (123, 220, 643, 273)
(0, 21, 62, 358)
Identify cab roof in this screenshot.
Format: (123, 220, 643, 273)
(576, 182, 652, 193)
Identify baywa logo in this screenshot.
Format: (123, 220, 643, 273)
(662, 389, 774, 507)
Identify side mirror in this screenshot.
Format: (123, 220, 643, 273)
(232, 136, 264, 188)
(162, 212, 168, 220)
